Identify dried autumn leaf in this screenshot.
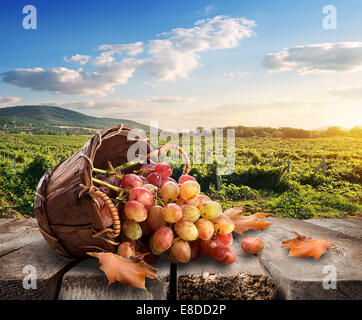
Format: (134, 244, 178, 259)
(87, 251, 159, 290)
(224, 206, 272, 235)
(281, 231, 336, 260)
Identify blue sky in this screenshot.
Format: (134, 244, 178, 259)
(0, 0, 361, 129)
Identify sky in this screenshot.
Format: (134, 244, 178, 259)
(0, 0, 361, 130)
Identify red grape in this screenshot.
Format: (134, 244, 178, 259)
(215, 233, 233, 247)
(147, 172, 163, 188)
(160, 181, 179, 203)
(200, 239, 218, 257)
(152, 226, 174, 253)
(155, 163, 173, 179)
(121, 174, 143, 189)
(170, 238, 191, 263)
(124, 200, 147, 222)
(129, 187, 154, 207)
(241, 237, 264, 254)
(141, 164, 156, 173)
(161, 176, 177, 186)
(178, 174, 196, 184)
(147, 205, 167, 230)
(212, 246, 236, 264)
(162, 203, 183, 223)
(99, 203, 113, 228)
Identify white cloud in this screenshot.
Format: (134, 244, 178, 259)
(142, 15, 256, 81)
(204, 5, 214, 15)
(263, 42, 362, 74)
(147, 96, 194, 104)
(64, 54, 91, 65)
(2, 59, 141, 96)
(0, 96, 21, 107)
(224, 71, 251, 77)
(93, 42, 143, 66)
(329, 86, 362, 100)
(1, 16, 256, 95)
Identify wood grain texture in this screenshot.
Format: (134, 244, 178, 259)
(58, 257, 170, 300)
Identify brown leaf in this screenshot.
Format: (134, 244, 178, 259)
(281, 231, 336, 260)
(87, 252, 159, 290)
(224, 206, 272, 235)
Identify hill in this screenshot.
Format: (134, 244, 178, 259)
(0, 105, 150, 134)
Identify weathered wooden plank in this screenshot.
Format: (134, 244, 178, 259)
(304, 219, 362, 240)
(0, 218, 17, 227)
(0, 218, 42, 257)
(247, 217, 362, 300)
(58, 256, 170, 300)
(176, 234, 276, 300)
(0, 239, 73, 300)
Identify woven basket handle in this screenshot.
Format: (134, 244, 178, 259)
(147, 144, 191, 175)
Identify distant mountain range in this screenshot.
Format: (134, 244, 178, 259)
(0, 105, 150, 134)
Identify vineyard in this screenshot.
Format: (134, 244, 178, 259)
(0, 133, 361, 219)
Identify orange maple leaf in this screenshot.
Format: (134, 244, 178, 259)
(87, 252, 159, 290)
(224, 206, 272, 235)
(281, 232, 336, 260)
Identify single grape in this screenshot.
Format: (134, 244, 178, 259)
(215, 233, 233, 247)
(170, 238, 191, 263)
(122, 220, 142, 240)
(155, 163, 173, 179)
(129, 187, 154, 207)
(121, 174, 143, 189)
(147, 205, 167, 230)
(160, 181, 179, 203)
(117, 242, 136, 257)
(162, 203, 183, 223)
(143, 183, 158, 196)
(186, 194, 211, 208)
(149, 236, 162, 255)
(212, 246, 236, 264)
(200, 200, 222, 220)
(99, 202, 113, 228)
(189, 240, 202, 261)
(161, 176, 177, 186)
(141, 164, 156, 174)
(167, 250, 179, 264)
(181, 204, 200, 223)
(211, 213, 235, 234)
(152, 226, 174, 253)
(178, 174, 196, 184)
(200, 239, 218, 257)
(195, 218, 214, 240)
(147, 172, 163, 188)
(174, 218, 198, 241)
(124, 200, 147, 222)
(241, 237, 264, 254)
(179, 180, 200, 200)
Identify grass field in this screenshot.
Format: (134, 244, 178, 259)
(0, 133, 361, 219)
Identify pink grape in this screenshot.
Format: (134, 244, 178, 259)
(143, 183, 158, 196)
(215, 233, 233, 247)
(152, 226, 174, 253)
(141, 164, 156, 173)
(181, 204, 200, 223)
(212, 246, 236, 264)
(147, 172, 163, 188)
(162, 203, 183, 223)
(200, 239, 218, 258)
(160, 181, 179, 203)
(178, 174, 196, 184)
(139, 176, 148, 184)
(195, 218, 214, 240)
(124, 200, 147, 222)
(121, 174, 143, 189)
(170, 238, 191, 263)
(147, 205, 167, 230)
(117, 242, 136, 257)
(161, 177, 177, 186)
(155, 163, 173, 179)
(129, 187, 154, 207)
(179, 181, 200, 200)
(200, 200, 222, 220)
(99, 203, 113, 228)
(241, 237, 264, 254)
(174, 218, 198, 241)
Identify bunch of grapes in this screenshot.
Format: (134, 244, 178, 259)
(93, 162, 237, 265)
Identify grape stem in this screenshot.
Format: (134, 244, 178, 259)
(92, 177, 122, 193)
